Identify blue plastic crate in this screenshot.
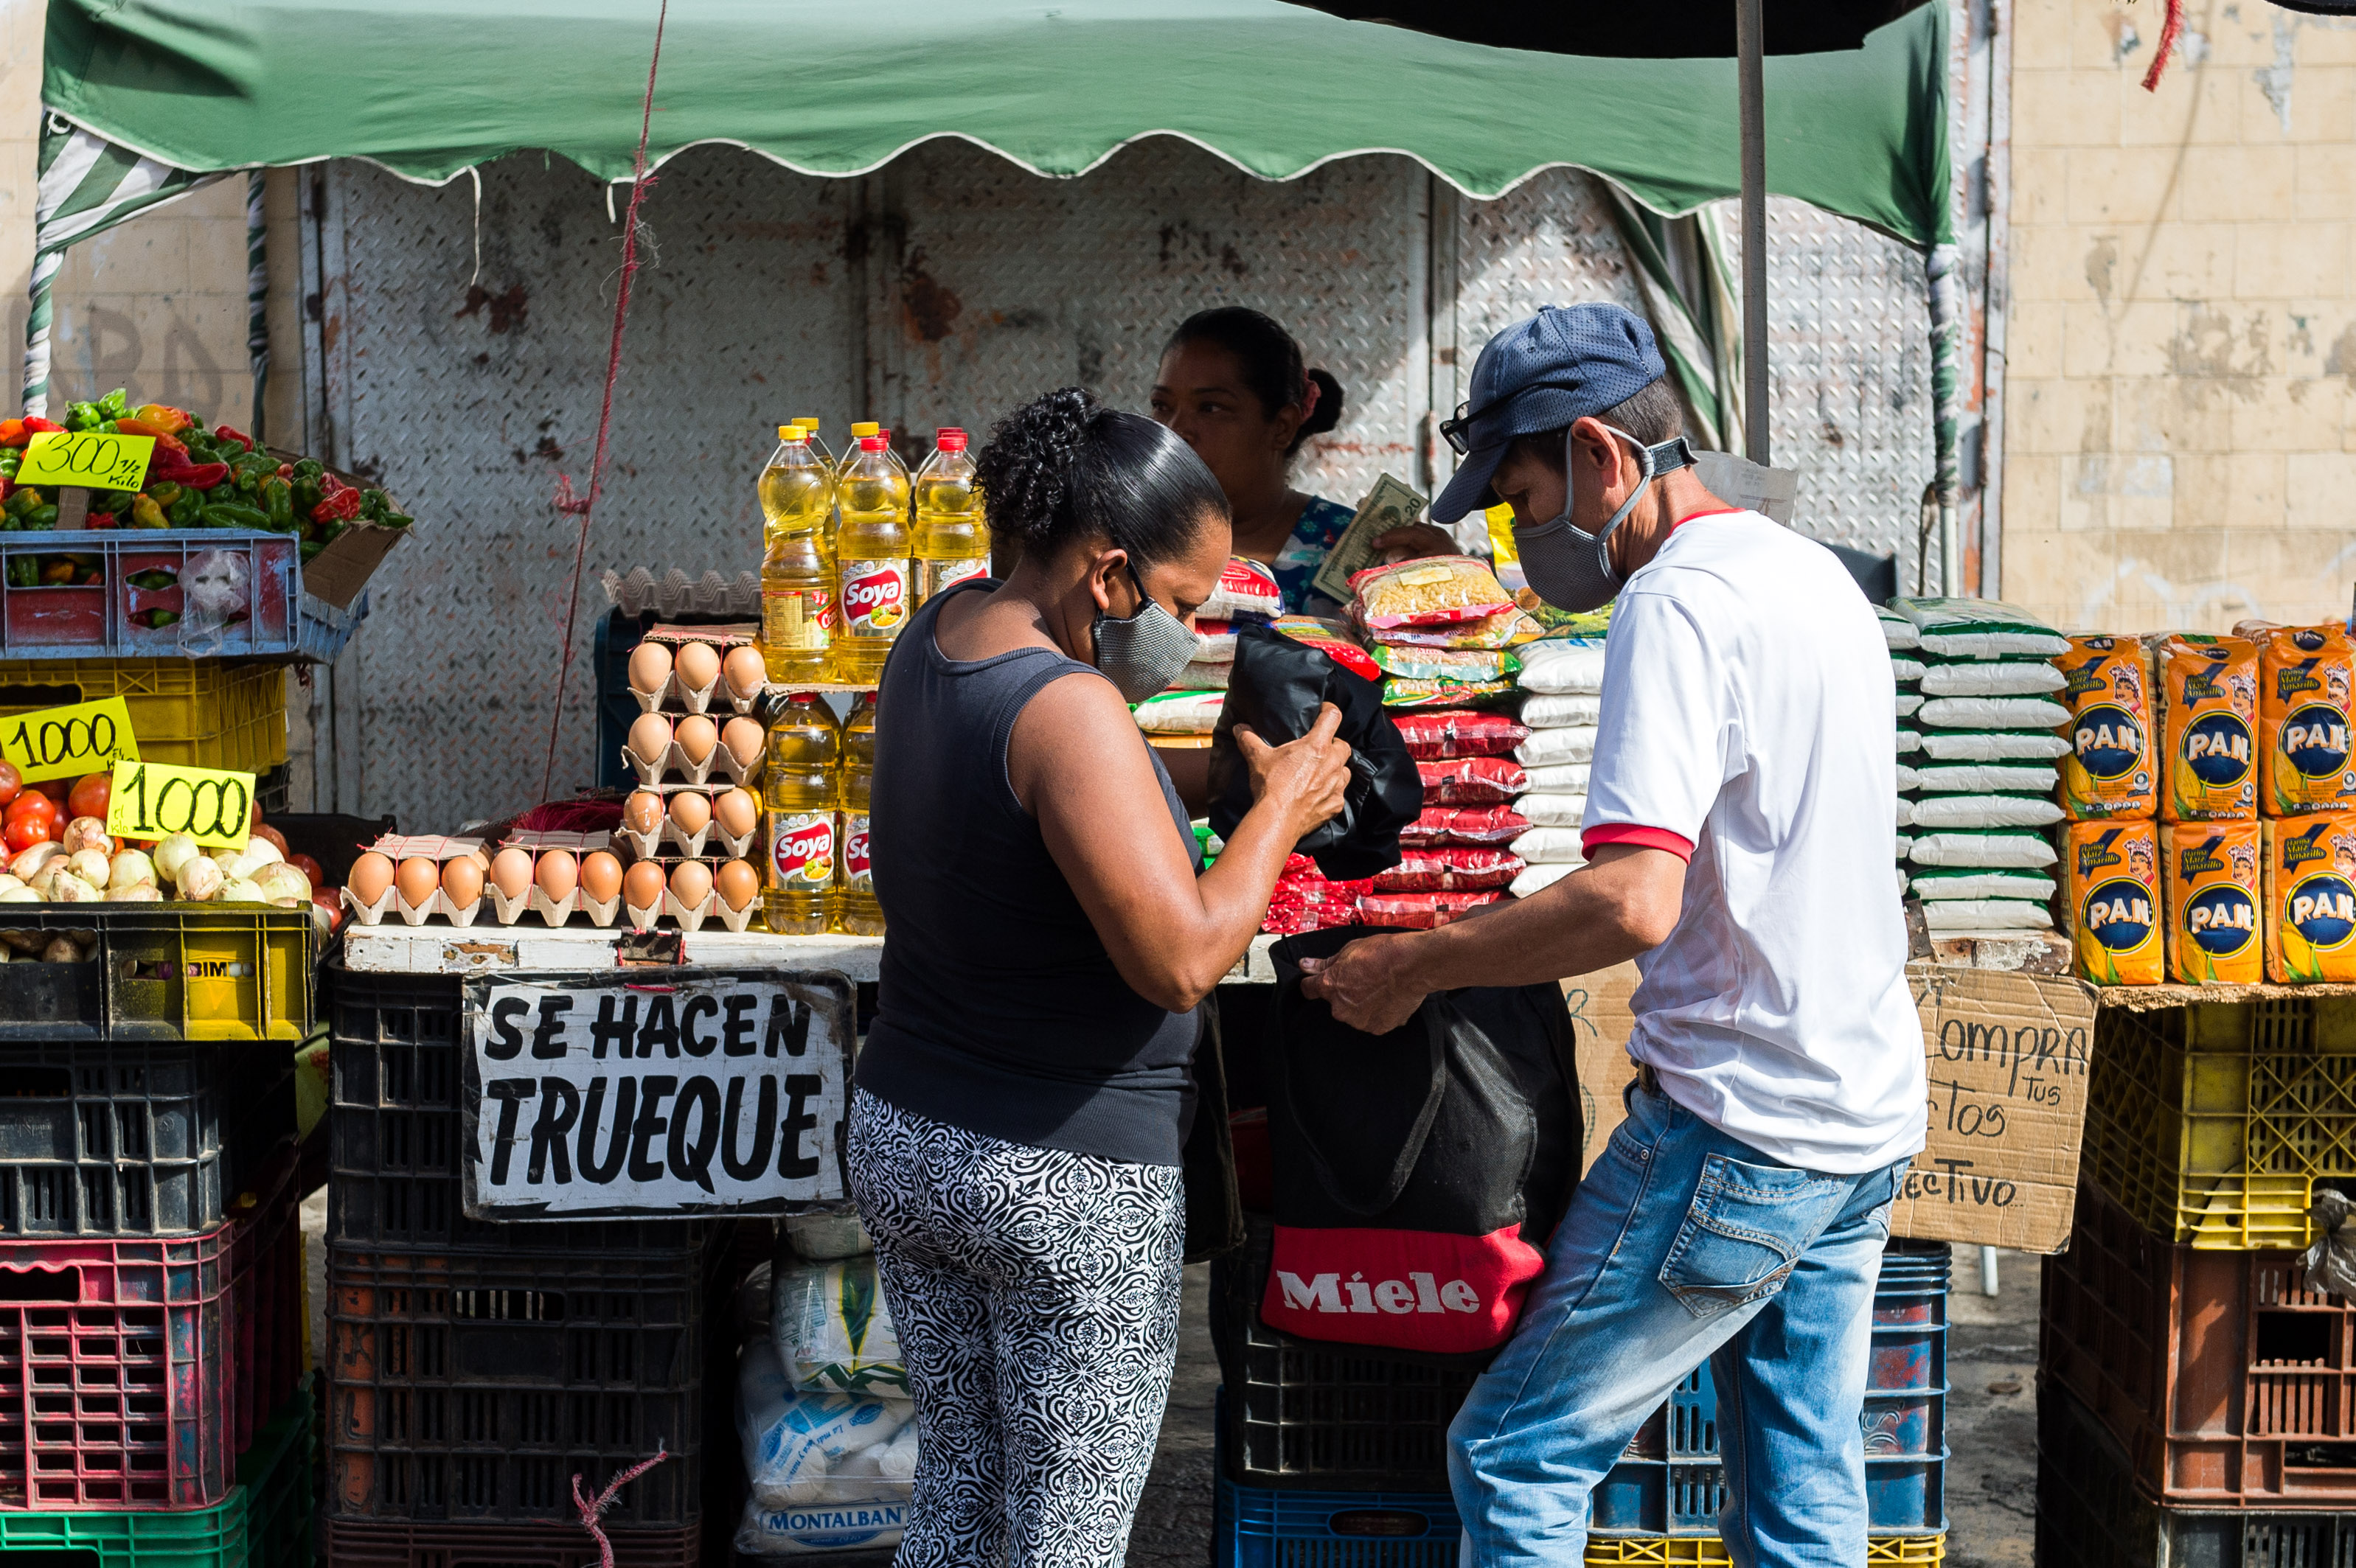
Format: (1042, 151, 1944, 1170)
(0, 529, 366, 661)
(1215, 1468, 1460, 1568)
(1592, 1452, 1946, 1536)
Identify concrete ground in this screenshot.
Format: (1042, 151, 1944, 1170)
(1125, 1244, 2040, 1567)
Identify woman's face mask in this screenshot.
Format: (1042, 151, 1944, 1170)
(1512, 428, 1695, 613)
(1092, 560, 1198, 703)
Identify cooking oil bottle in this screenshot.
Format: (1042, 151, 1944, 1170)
(914, 428, 988, 604)
(833, 433, 911, 683)
(758, 426, 835, 684)
(835, 691, 882, 935)
(763, 692, 842, 935)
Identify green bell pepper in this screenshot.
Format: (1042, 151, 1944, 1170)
(94, 388, 130, 422)
(201, 501, 269, 530)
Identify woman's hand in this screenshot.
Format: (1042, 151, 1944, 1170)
(1373, 523, 1462, 562)
(1234, 703, 1352, 840)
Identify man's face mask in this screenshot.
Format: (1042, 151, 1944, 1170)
(1092, 560, 1198, 703)
(1512, 428, 1695, 613)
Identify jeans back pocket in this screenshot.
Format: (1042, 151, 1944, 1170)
(1657, 1152, 1849, 1319)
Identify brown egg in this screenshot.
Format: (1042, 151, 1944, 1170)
(580, 851, 624, 904)
(534, 850, 578, 904)
(348, 851, 395, 906)
(669, 791, 712, 835)
(720, 717, 765, 768)
(669, 860, 714, 909)
(713, 788, 759, 840)
(624, 860, 667, 910)
(676, 641, 722, 693)
(490, 847, 535, 900)
(395, 856, 442, 908)
(440, 857, 484, 907)
(622, 790, 666, 834)
(628, 712, 673, 766)
(723, 646, 767, 699)
(674, 714, 718, 765)
(627, 641, 674, 695)
(716, 859, 760, 910)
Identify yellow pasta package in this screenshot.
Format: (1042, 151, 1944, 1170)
(2056, 634, 2157, 820)
(2263, 812, 2356, 983)
(2257, 624, 2356, 815)
(2161, 822, 2262, 984)
(2158, 634, 2258, 823)
(2063, 820, 2163, 986)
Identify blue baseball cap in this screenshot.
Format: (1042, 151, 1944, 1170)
(1433, 304, 1669, 523)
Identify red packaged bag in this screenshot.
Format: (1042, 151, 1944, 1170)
(1393, 710, 1531, 761)
(1400, 804, 1532, 848)
(1357, 890, 1505, 929)
(1372, 847, 1524, 893)
(1418, 756, 1528, 805)
(1270, 614, 1381, 683)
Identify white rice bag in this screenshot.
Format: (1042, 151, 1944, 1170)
(1877, 605, 1922, 652)
(1908, 794, 2065, 829)
(1891, 656, 1927, 683)
(1896, 728, 1922, 755)
(737, 1496, 910, 1557)
(1896, 691, 1924, 718)
(1194, 620, 1239, 661)
(1521, 692, 1602, 728)
(1510, 860, 1579, 898)
(1170, 659, 1231, 691)
(1917, 696, 2071, 731)
(1133, 691, 1224, 734)
(1911, 764, 2061, 795)
(1896, 832, 1914, 860)
(1523, 762, 1592, 793)
(1919, 729, 2071, 762)
(1921, 899, 2057, 934)
(1203, 557, 1284, 620)
(1894, 798, 1916, 829)
(1517, 793, 1586, 828)
(774, 1255, 906, 1396)
(1919, 660, 2067, 697)
(1515, 726, 1597, 767)
(737, 1339, 914, 1509)
(1908, 868, 2058, 902)
(1895, 764, 1920, 792)
(1518, 644, 1608, 695)
(1908, 830, 2058, 869)
(1890, 597, 2071, 658)
(1510, 826, 1588, 864)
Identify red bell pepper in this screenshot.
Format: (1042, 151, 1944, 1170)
(310, 485, 364, 525)
(212, 424, 254, 453)
(111, 417, 187, 457)
(147, 446, 229, 490)
(86, 511, 117, 530)
(22, 419, 64, 436)
(0, 421, 25, 450)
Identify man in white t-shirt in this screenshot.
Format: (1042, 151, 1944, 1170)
(1299, 304, 1926, 1567)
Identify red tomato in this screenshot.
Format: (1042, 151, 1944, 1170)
(0, 840, 11, 875)
(4, 815, 49, 854)
(288, 853, 325, 888)
(31, 779, 67, 809)
(4, 792, 55, 830)
(310, 887, 345, 935)
(66, 772, 109, 823)
(0, 760, 19, 809)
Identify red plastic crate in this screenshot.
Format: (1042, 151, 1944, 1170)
(323, 1517, 698, 1567)
(223, 1146, 302, 1461)
(0, 532, 297, 657)
(0, 1140, 298, 1510)
(2044, 1171, 2356, 1505)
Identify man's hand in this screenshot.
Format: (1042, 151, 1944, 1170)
(1298, 932, 1431, 1035)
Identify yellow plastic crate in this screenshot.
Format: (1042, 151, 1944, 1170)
(0, 907, 313, 1042)
(0, 658, 288, 775)
(1587, 1539, 1945, 1566)
(2084, 995, 2356, 1250)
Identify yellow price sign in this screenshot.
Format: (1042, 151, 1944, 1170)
(1, 697, 138, 783)
(106, 759, 253, 850)
(17, 430, 155, 492)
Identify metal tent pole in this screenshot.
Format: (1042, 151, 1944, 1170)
(1737, 0, 1769, 464)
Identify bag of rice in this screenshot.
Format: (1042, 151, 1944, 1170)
(1517, 726, 1598, 767)
(1419, 756, 1527, 804)
(2158, 634, 2259, 822)
(1353, 556, 1515, 629)
(1897, 728, 1922, 755)
(1358, 890, 1503, 928)
(1895, 764, 1921, 792)
(1268, 614, 1382, 681)
(1922, 899, 2055, 934)
(1372, 644, 1519, 682)
(1193, 620, 1239, 661)
(1909, 830, 2059, 869)
(1921, 730, 2070, 762)
(1134, 691, 1224, 734)
(1511, 826, 1588, 864)
(1383, 676, 1517, 707)
(1909, 795, 2065, 829)
(1889, 597, 2071, 658)
(1895, 865, 1911, 895)
(1909, 868, 2058, 902)
(1202, 557, 1283, 621)
(2256, 624, 2356, 814)
(1510, 861, 1578, 897)
(1170, 659, 1230, 691)
(1371, 847, 1524, 892)
(1891, 655, 1927, 684)
(1525, 762, 1592, 793)
(1919, 660, 2068, 697)
(1392, 710, 1529, 759)
(1517, 793, 1586, 828)
(1894, 798, 1916, 829)
(1521, 692, 1602, 728)
(1912, 763, 2060, 795)
(1877, 605, 1922, 652)
(1371, 605, 1545, 650)
(2061, 820, 2162, 985)
(774, 1256, 906, 1396)
(1917, 695, 2071, 731)
(2057, 633, 2158, 820)
(1518, 643, 1608, 695)
(1895, 831, 1915, 860)
(1895, 691, 1923, 719)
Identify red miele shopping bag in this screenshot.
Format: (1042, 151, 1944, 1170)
(1259, 927, 1582, 1356)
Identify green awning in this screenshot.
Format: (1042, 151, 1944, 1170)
(43, 0, 1951, 249)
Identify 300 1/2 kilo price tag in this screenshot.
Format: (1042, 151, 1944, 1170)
(0, 697, 138, 783)
(105, 759, 253, 849)
(16, 431, 155, 492)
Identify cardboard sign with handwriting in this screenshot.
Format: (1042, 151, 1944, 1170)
(1559, 963, 1643, 1175)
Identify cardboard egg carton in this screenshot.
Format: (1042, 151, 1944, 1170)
(614, 815, 760, 862)
(623, 882, 763, 933)
(626, 623, 766, 717)
(342, 836, 628, 929)
(622, 719, 765, 787)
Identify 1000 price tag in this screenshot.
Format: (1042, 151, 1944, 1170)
(0, 697, 138, 783)
(105, 760, 253, 849)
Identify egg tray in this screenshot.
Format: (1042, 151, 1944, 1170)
(339, 879, 762, 933)
(626, 670, 763, 718)
(620, 732, 764, 787)
(611, 817, 760, 862)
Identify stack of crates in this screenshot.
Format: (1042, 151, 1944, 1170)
(2043, 994, 2356, 1567)
(1208, 1215, 1951, 1565)
(324, 964, 715, 1568)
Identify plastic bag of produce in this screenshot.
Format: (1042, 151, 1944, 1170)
(1921, 899, 2054, 934)
(1392, 709, 1528, 760)
(1516, 793, 1586, 829)
(1524, 762, 1591, 794)
(737, 1496, 910, 1558)
(1372, 604, 1544, 650)
(1509, 861, 1578, 897)
(1510, 826, 1588, 865)
(1355, 889, 1503, 928)
(1910, 794, 2064, 831)
(1888, 598, 2071, 658)
(1170, 658, 1231, 691)
(1383, 675, 1516, 707)
(1908, 830, 2058, 869)
(1894, 798, 1916, 829)
(2158, 633, 2259, 822)
(1372, 644, 1520, 683)
(1895, 691, 1923, 718)
(1194, 619, 1240, 661)
(1369, 847, 1523, 893)
(1911, 868, 2057, 902)
(1877, 605, 1922, 652)
(1914, 763, 2060, 795)
(1352, 555, 1515, 629)
(774, 1255, 906, 1396)
(1399, 805, 1530, 848)
(1891, 655, 1927, 683)
(2057, 634, 2158, 820)
(1896, 728, 1922, 755)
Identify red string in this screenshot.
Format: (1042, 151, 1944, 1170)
(571, 1447, 670, 1568)
(543, 0, 672, 808)
(2141, 0, 2184, 92)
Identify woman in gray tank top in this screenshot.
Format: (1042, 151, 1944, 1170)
(846, 388, 1352, 1565)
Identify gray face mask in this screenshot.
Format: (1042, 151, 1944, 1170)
(1512, 428, 1696, 613)
(1092, 561, 1199, 703)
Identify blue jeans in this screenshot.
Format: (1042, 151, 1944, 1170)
(1448, 1082, 1908, 1567)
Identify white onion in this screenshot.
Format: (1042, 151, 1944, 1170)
(255, 863, 312, 903)
(68, 850, 111, 888)
(59, 818, 112, 856)
(176, 857, 223, 902)
(106, 885, 161, 902)
(48, 874, 101, 903)
(0, 888, 37, 904)
(219, 877, 265, 905)
(154, 833, 200, 884)
(239, 838, 283, 871)
(10, 843, 63, 881)
(108, 850, 154, 891)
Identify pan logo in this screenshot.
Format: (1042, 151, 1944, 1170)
(2289, 874, 2356, 951)
(2071, 703, 2144, 780)
(2183, 885, 2258, 957)
(2282, 703, 2352, 779)
(2080, 879, 2155, 953)
(1276, 1269, 1481, 1315)
(2181, 712, 2254, 787)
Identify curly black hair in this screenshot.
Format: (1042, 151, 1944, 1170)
(973, 387, 1227, 565)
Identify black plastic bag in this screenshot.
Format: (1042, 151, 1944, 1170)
(1208, 621, 1420, 880)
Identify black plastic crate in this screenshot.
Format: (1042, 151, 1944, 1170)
(0, 1039, 291, 1236)
(328, 965, 714, 1255)
(324, 1243, 706, 1528)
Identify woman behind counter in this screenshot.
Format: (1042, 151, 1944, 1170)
(850, 387, 1354, 1565)
(1150, 305, 1455, 613)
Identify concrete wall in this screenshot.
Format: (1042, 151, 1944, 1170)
(2004, 0, 2356, 633)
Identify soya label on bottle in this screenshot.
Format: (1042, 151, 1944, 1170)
(841, 561, 910, 638)
(769, 810, 838, 891)
(844, 812, 872, 892)
(762, 586, 833, 652)
(917, 557, 988, 601)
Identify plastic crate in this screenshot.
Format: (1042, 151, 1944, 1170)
(323, 1518, 698, 1567)
(239, 1376, 316, 1568)
(1214, 1213, 1948, 1495)
(0, 907, 313, 1043)
(1585, 1540, 1947, 1566)
(595, 608, 645, 794)
(0, 656, 288, 773)
(2039, 1376, 2356, 1568)
(0, 529, 364, 661)
(0, 1149, 295, 1511)
(324, 1244, 705, 1527)
(2083, 994, 2356, 1252)
(0, 1488, 249, 1564)
(2043, 1171, 2356, 1506)
(224, 1150, 307, 1463)
(327, 965, 712, 1256)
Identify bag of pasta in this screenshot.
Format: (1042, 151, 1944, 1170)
(1352, 555, 1515, 630)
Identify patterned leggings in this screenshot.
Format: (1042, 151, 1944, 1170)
(845, 1087, 1186, 1568)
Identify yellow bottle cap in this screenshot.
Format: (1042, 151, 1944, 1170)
(794, 417, 821, 431)
(850, 421, 880, 438)
(776, 425, 799, 441)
